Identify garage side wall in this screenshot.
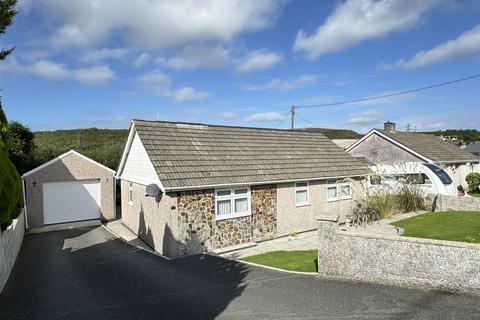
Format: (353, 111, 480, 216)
(121, 180, 179, 257)
(24, 153, 115, 228)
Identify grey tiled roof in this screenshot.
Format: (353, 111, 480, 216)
(377, 129, 479, 163)
(133, 120, 370, 189)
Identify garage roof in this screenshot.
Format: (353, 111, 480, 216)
(126, 120, 369, 190)
(22, 150, 115, 178)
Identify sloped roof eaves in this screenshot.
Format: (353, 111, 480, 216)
(133, 120, 370, 189)
(377, 129, 480, 163)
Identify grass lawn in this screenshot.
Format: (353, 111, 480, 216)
(391, 211, 480, 243)
(241, 250, 318, 272)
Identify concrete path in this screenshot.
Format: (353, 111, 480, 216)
(218, 211, 425, 259)
(1, 226, 479, 319)
(104, 220, 154, 253)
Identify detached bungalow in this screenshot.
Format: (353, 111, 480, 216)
(347, 122, 480, 188)
(116, 120, 369, 257)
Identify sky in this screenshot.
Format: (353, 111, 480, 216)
(0, 0, 479, 133)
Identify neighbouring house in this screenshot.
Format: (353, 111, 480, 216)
(22, 150, 116, 229)
(116, 120, 369, 258)
(347, 122, 480, 188)
(466, 143, 480, 158)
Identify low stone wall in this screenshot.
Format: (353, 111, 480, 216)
(434, 194, 480, 212)
(0, 210, 25, 293)
(317, 215, 480, 294)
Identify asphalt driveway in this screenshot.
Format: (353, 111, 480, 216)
(1, 227, 479, 320)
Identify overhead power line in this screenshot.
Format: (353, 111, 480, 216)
(296, 74, 480, 109)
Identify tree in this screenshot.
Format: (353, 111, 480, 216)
(7, 121, 36, 173)
(0, 0, 16, 60)
(0, 0, 21, 229)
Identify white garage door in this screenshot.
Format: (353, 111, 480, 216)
(43, 180, 101, 225)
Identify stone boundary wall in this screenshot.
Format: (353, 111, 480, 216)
(0, 210, 25, 293)
(317, 215, 480, 294)
(434, 195, 480, 212)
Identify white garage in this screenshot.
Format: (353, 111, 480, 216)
(43, 179, 101, 225)
(22, 150, 116, 229)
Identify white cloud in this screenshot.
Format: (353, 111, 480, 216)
(293, 0, 440, 60)
(218, 112, 238, 121)
(0, 58, 115, 85)
(136, 70, 210, 102)
(20, 0, 283, 49)
(347, 109, 383, 126)
(246, 74, 319, 91)
(246, 112, 284, 122)
(380, 24, 480, 69)
(133, 52, 150, 68)
(81, 48, 128, 62)
(156, 45, 230, 70)
(235, 49, 282, 73)
(169, 87, 211, 102)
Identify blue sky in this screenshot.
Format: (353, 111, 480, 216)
(1, 0, 479, 133)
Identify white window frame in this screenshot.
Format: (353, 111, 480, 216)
(128, 182, 134, 206)
(295, 181, 310, 207)
(215, 186, 251, 221)
(326, 180, 353, 202)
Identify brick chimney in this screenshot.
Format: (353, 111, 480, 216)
(384, 121, 395, 132)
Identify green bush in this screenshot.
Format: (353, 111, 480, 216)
(0, 107, 23, 230)
(397, 185, 426, 212)
(466, 172, 480, 193)
(365, 189, 397, 218)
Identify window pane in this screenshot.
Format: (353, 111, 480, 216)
(234, 188, 247, 195)
(296, 190, 308, 203)
(217, 200, 231, 215)
(327, 186, 337, 199)
(217, 190, 231, 197)
(235, 198, 248, 213)
(296, 182, 308, 188)
(341, 185, 351, 197)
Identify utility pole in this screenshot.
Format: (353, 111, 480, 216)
(76, 133, 80, 149)
(406, 123, 412, 132)
(290, 105, 296, 130)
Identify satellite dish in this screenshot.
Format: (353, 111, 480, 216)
(145, 184, 162, 197)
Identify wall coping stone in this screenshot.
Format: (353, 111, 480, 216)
(316, 214, 340, 222)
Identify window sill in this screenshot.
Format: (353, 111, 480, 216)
(340, 196, 352, 200)
(215, 212, 251, 221)
(295, 202, 310, 207)
(326, 198, 339, 202)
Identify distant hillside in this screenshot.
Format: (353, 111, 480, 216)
(34, 128, 129, 170)
(423, 129, 480, 145)
(294, 128, 362, 139)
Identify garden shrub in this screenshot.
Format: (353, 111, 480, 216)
(365, 189, 397, 218)
(0, 107, 23, 230)
(397, 185, 425, 212)
(466, 172, 480, 193)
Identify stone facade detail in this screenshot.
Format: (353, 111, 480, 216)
(177, 189, 215, 256)
(176, 185, 277, 255)
(251, 184, 277, 241)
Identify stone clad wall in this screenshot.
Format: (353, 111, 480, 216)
(435, 195, 480, 212)
(251, 184, 277, 241)
(177, 185, 277, 256)
(316, 215, 480, 294)
(0, 210, 24, 293)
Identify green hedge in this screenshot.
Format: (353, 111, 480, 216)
(466, 172, 480, 193)
(0, 107, 23, 229)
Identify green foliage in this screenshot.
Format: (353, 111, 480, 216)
(0, 0, 16, 60)
(295, 127, 361, 139)
(0, 105, 23, 230)
(7, 121, 36, 173)
(365, 189, 397, 218)
(34, 128, 128, 170)
(427, 129, 480, 145)
(396, 185, 426, 212)
(391, 211, 480, 243)
(466, 172, 480, 193)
